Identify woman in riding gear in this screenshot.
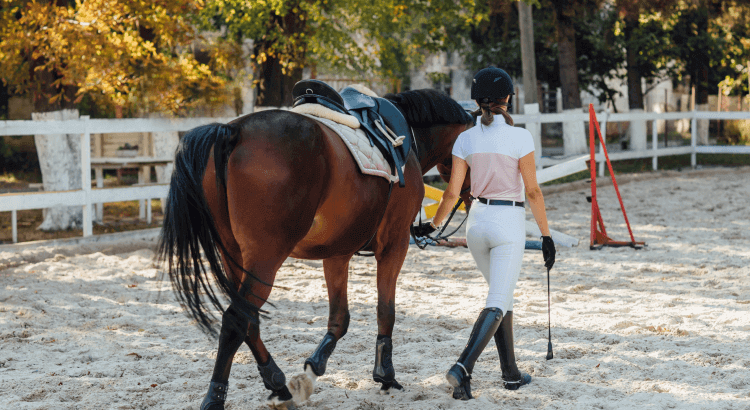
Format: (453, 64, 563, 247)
(416, 66, 556, 400)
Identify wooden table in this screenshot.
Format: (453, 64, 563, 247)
(90, 157, 173, 222)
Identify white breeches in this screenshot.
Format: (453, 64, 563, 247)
(465, 202, 526, 313)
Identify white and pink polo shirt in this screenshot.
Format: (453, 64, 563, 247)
(452, 118, 535, 202)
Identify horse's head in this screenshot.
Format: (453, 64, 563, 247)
(385, 89, 475, 208)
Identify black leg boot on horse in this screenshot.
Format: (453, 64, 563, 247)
(494, 311, 532, 390)
(200, 305, 248, 410)
(446, 307, 503, 400)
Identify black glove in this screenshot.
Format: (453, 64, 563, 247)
(412, 221, 437, 238)
(541, 236, 556, 270)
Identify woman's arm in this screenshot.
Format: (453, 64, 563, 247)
(519, 152, 550, 237)
(431, 156, 469, 228)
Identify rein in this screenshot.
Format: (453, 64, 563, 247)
(410, 186, 471, 250)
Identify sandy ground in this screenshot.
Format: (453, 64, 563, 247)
(1, 166, 749, 410)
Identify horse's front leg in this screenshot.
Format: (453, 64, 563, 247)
(372, 238, 410, 393)
(287, 255, 352, 403)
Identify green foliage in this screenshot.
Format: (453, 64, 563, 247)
(199, 0, 481, 85)
(667, 4, 728, 97)
(461, 2, 557, 84)
(723, 120, 750, 145)
(461, 0, 622, 106)
(576, 3, 625, 106)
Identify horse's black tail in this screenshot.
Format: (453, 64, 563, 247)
(156, 122, 261, 337)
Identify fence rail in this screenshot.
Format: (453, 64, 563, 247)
(507, 109, 750, 169)
(1, 109, 749, 244)
(0, 117, 232, 243)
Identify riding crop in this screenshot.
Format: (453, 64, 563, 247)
(545, 266, 553, 360)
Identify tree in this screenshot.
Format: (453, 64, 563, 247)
(552, 0, 584, 110)
(462, 1, 559, 98)
(0, 0, 234, 230)
(669, 1, 750, 105)
(609, 0, 678, 112)
(199, 0, 481, 106)
(0, 0, 233, 116)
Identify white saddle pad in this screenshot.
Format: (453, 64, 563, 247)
(298, 113, 398, 183)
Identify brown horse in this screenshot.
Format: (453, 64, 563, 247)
(157, 89, 474, 409)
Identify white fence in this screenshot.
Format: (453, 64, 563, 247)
(0, 117, 233, 243)
(511, 109, 750, 173)
(1, 109, 749, 244)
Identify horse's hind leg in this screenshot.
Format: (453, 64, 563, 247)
(200, 303, 251, 410)
(244, 322, 297, 409)
(288, 255, 352, 403)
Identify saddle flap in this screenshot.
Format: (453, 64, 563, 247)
(374, 97, 411, 141)
(340, 87, 377, 110)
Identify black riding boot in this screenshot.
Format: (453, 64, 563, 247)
(493, 311, 532, 390)
(446, 307, 503, 400)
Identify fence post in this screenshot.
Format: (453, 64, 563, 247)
(523, 103, 542, 170)
(11, 209, 17, 244)
(80, 116, 93, 237)
(652, 119, 658, 171)
(691, 111, 697, 168)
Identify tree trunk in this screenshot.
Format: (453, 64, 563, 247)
(519, 1, 538, 106)
(255, 53, 302, 107)
(622, 11, 647, 152)
(33, 109, 83, 231)
(694, 10, 710, 145)
(555, 2, 585, 155)
(624, 14, 644, 110)
(555, 5, 581, 110)
(254, 10, 306, 107)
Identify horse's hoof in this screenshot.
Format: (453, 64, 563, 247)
(267, 399, 297, 410)
(378, 379, 404, 395)
(287, 365, 316, 404)
(266, 399, 297, 410)
(266, 386, 296, 410)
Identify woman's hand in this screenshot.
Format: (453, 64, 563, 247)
(412, 221, 437, 238)
(541, 236, 555, 269)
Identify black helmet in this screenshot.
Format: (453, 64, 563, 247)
(471, 67, 514, 109)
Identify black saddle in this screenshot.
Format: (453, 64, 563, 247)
(292, 79, 348, 114)
(292, 79, 413, 187)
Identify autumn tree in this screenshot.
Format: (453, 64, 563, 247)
(0, 0, 236, 230)
(0, 0, 234, 116)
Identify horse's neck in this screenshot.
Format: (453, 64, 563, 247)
(414, 124, 462, 174)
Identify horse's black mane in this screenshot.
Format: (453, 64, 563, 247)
(384, 89, 474, 127)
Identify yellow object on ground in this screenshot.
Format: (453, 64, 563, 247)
(423, 184, 466, 219)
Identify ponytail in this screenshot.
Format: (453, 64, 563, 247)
(473, 100, 514, 127)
